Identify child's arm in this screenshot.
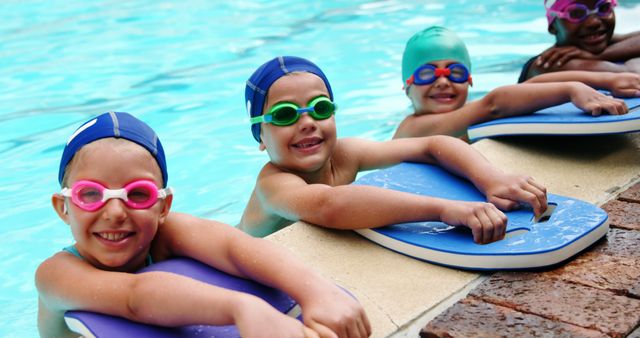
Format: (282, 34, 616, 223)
(36, 253, 313, 338)
(161, 213, 371, 338)
(524, 71, 640, 97)
(541, 35, 640, 68)
(528, 52, 639, 77)
(394, 82, 628, 138)
(257, 136, 545, 243)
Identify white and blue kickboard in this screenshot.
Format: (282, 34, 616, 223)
(353, 162, 609, 270)
(64, 257, 301, 338)
(467, 96, 640, 142)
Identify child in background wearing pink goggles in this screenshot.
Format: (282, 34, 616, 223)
(36, 111, 370, 338)
(519, 0, 640, 82)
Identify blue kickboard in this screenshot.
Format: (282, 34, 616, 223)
(468, 96, 640, 142)
(64, 257, 300, 338)
(353, 162, 609, 270)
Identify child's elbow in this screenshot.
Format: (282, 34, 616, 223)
(308, 191, 349, 228)
(482, 88, 509, 118)
(123, 275, 154, 323)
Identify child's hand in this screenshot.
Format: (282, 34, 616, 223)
(536, 46, 596, 69)
(235, 295, 317, 338)
(440, 201, 507, 244)
(300, 286, 371, 338)
(483, 174, 548, 219)
(606, 72, 640, 98)
(570, 83, 628, 116)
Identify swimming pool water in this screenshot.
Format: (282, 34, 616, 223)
(1, 1, 638, 336)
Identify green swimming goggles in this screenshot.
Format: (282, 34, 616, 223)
(251, 96, 337, 126)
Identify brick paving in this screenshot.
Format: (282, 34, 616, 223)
(421, 182, 640, 338)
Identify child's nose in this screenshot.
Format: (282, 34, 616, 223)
(433, 75, 451, 88)
(297, 113, 318, 132)
(101, 198, 128, 222)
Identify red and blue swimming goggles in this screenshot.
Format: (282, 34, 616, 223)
(61, 179, 172, 211)
(405, 63, 473, 88)
(548, 0, 616, 24)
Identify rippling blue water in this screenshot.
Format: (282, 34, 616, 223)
(1, 1, 638, 336)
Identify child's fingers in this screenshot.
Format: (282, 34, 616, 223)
(523, 181, 547, 215)
(590, 105, 602, 116)
(487, 207, 507, 242)
(306, 322, 337, 338)
(304, 326, 321, 338)
(347, 318, 369, 338)
(488, 196, 519, 211)
(360, 312, 372, 338)
(602, 99, 628, 115)
(476, 211, 495, 244)
(556, 49, 580, 66)
(468, 218, 484, 244)
(526, 177, 547, 196)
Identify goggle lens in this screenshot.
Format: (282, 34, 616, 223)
(308, 97, 335, 119)
(271, 105, 299, 126)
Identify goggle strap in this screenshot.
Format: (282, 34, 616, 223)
(250, 115, 265, 124)
(159, 187, 173, 199)
(60, 188, 72, 197)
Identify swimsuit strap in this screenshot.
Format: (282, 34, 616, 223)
(62, 245, 154, 267)
(62, 245, 82, 258)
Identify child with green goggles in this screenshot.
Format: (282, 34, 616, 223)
(240, 55, 550, 246)
(395, 26, 631, 141)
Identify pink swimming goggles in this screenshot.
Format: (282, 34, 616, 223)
(61, 179, 172, 211)
(546, 0, 617, 26)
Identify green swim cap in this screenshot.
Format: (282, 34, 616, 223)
(402, 26, 472, 84)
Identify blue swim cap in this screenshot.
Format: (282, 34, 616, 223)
(245, 56, 334, 143)
(58, 112, 168, 187)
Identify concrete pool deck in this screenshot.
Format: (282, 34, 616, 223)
(266, 133, 640, 337)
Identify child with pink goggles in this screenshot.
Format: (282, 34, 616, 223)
(61, 179, 173, 211)
(545, 0, 617, 26)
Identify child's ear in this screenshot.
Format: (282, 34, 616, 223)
(548, 22, 557, 35)
(52, 194, 70, 224)
(259, 142, 266, 151)
(158, 194, 173, 224)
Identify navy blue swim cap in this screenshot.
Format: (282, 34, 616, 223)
(58, 112, 168, 187)
(245, 56, 334, 143)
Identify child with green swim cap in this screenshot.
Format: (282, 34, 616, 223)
(239, 56, 548, 245)
(395, 26, 631, 140)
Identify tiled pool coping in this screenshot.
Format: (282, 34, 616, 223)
(421, 183, 640, 338)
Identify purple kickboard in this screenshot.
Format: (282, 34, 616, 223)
(64, 257, 299, 338)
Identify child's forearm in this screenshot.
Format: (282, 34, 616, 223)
(524, 71, 605, 87)
(126, 271, 248, 326)
(485, 82, 584, 117)
(299, 184, 451, 229)
(227, 234, 334, 302)
(600, 34, 640, 62)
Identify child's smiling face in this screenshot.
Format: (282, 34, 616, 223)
(406, 59, 470, 115)
(550, 0, 616, 54)
(259, 72, 337, 173)
(55, 138, 170, 272)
